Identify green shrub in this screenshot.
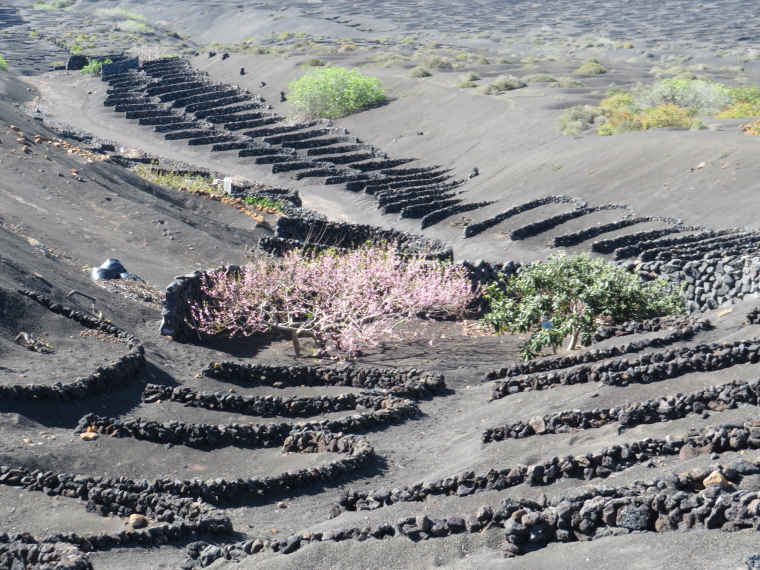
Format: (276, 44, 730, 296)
(574, 58, 607, 74)
(522, 73, 557, 83)
(30, 0, 74, 9)
(300, 57, 326, 67)
(715, 100, 760, 119)
(93, 7, 148, 22)
(482, 253, 684, 360)
(547, 77, 586, 88)
(115, 20, 153, 34)
(0, 54, 7, 72)
(638, 104, 697, 129)
(409, 66, 431, 78)
(557, 105, 604, 135)
(242, 196, 283, 212)
(728, 85, 760, 103)
(80, 58, 112, 76)
(480, 74, 526, 95)
(633, 78, 730, 111)
(422, 56, 453, 69)
(287, 67, 386, 120)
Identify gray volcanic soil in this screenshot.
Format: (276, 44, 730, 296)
(2, 1, 760, 569)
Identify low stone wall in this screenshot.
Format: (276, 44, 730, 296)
(189, 426, 760, 566)
(510, 204, 633, 241)
(489, 338, 760, 400)
(483, 377, 760, 442)
(421, 201, 496, 229)
(331, 420, 760, 515)
(463, 195, 586, 238)
(486, 317, 711, 381)
(101, 57, 138, 80)
(551, 216, 682, 248)
(6, 290, 145, 402)
(591, 314, 707, 343)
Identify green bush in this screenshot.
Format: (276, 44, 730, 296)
(633, 78, 730, 111)
(300, 57, 326, 67)
(557, 105, 604, 135)
(481, 253, 684, 360)
(715, 100, 760, 119)
(0, 54, 7, 72)
(480, 74, 526, 95)
(80, 58, 112, 76)
(115, 20, 153, 34)
(574, 58, 607, 74)
(422, 56, 453, 69)
(728, 85, 760, 103)
(30, 0, 74, 9)
(93, 7, 148, 22)
(522, 73, 557, 83)
(287, 67, 386, 120)
(456, 71, 480, 86)
(409, 66, 431, 78)
(638, 104, 698, 129)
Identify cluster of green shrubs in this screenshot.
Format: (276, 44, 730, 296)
(0, 54, 7, 72)
(80, 58, 112, 76)
(559, 78, 760, 136)
(30, 0, 74, 10)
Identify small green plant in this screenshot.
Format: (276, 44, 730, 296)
(30, 0, 74, 9)
(574, 58, 607, 74)
(638, 104, 697, 129)
(409, 66, 431, 78)
(300, 57, 326, 67)
(480, 74, 526, 95)
(287, 66, 386, 120)
(0, 54, 7, 72)
(80, 58, 112, 76)
(242, 196, 283, 212)
(455, 71, 480, 87)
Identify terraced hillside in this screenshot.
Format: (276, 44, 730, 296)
(3, 0, 760, 568)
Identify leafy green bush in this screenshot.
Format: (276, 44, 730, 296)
(93, 7, 148, 22)
(80, 58, 112, 76)
(716, 100, 760, 119)
(422, 56, 453, 69)
(409, 66, 431, 78)
(0, 54, 7, 72)
(633, 78, 730, 111)
(480, 74, 526, 95)
(301, 57, 326, 67)
(287, 67, 386, 120)
(557, 105, 604, 135)
(638, 104, 698, 129)
(30, 0, 74, 9)
(481, 253, 684, 360)
(728, 85, 760, 103)
(115, 20, 153, 34)
(242, 196, 283, 212)
(574, 58, 607, 74)
(523, 73, 557, 83)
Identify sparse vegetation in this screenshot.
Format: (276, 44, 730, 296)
(480, 74, 526, 95)
(547, 77, 586, 88)
(93, 7, 148, 22)
(633, 78, 731, 111)
(115, 21, 154, 35)
(455, 71, 480, 88)
(409, 66, 431, 78)
(557, 105, 604, 135)
(80, 58, 112, 76)
(29, 0, 74, 9)
(287, 67, 386, 121)
(574, 58, 607, 74)
(0, 54, 7, 72)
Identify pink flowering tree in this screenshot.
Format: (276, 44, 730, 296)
(190, 245, 476, 356)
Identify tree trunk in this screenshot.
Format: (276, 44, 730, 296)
(566, 328, 580, 351)
(291, 330, 301, 357)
